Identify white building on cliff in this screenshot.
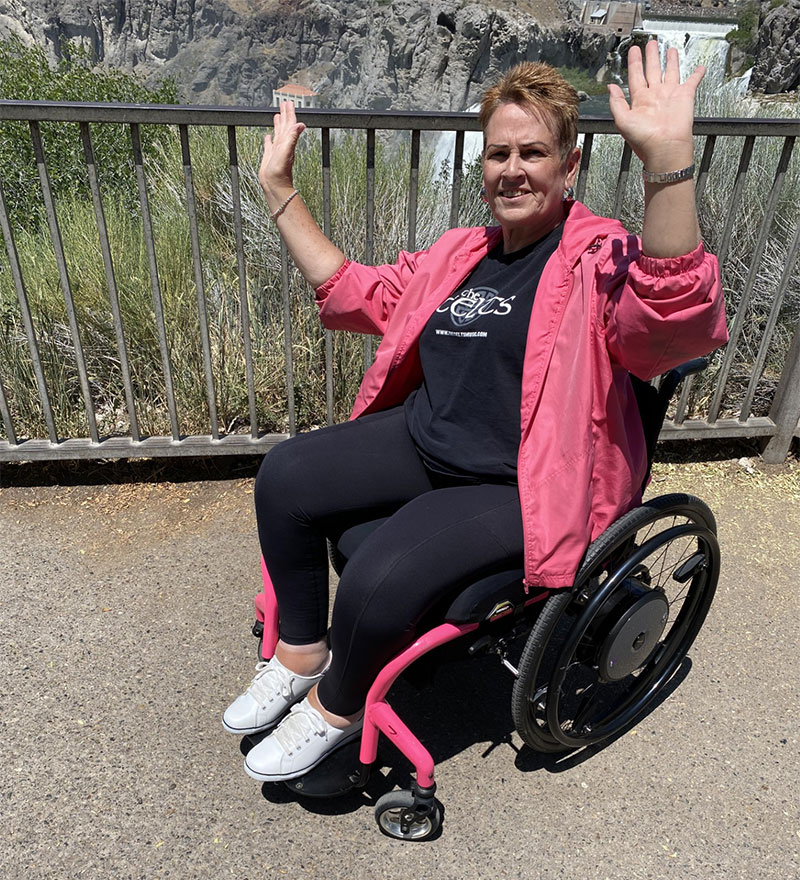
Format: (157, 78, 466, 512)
(272, 83, 319, 109)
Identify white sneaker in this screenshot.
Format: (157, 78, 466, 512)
(243, 697, 363, 782)
(222, 655, 330, 736)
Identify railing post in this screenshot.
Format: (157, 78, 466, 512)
(762, 319, 800, 463)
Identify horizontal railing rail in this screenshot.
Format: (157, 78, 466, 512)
(2, 100, 799, 136)
(0, 100, 798, 463)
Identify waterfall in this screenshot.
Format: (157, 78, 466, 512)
(607, 35, 634, 85)
(641, 18, 747, 93)
(433, 103, 484, 181)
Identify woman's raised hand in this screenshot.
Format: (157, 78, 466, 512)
(259, 100, 307, 200)
(608, 40, 704, 173)
(255, 99, 346, 287)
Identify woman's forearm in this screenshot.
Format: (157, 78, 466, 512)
(608, 43, 705, 260)
(264, 182, 346, 289)
(640, 155, 702, 259)
(258, 102, 346, 289)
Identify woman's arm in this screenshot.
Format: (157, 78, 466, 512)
(602, 238, 727, 379)
(608, 41, 704, 259)
(259, 101, 346, 288)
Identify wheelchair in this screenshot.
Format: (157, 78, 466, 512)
(246, 358, 720, 840)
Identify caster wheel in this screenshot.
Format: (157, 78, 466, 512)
(374, 789, 442, 841)
(252, 619, 264, 660)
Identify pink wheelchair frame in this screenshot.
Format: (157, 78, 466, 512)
(254, 558, 549, 793)
(253, 556, 553, 838)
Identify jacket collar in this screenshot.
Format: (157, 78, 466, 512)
(474, 202, 628, 268)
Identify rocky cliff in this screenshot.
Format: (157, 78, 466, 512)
(0, 0, 613, 109)
(750, 0, 800, 93)
(2, 0, 796, 106)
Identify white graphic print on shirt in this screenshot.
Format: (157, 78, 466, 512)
(435, 286, 516, 327)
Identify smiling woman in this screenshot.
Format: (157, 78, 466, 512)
(221, 47, 728, 787)
(481, 104, 580, 253)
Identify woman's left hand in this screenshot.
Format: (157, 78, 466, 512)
(608, 40, 705, 173)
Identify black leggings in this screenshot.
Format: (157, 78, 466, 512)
(254, 406, 524, 716)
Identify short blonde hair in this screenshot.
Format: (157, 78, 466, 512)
(480, 62, 579, 160)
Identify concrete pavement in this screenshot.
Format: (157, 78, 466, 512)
(1, 454, 798, 879)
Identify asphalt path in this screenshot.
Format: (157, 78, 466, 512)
(1, 454, 798, 879)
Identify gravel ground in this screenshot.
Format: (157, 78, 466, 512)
(1, 454, 798, 879)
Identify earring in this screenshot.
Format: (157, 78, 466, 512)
(563, 186, 575, 201)
(480, 185, 488, 203)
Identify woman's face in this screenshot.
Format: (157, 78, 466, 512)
(482, 102, 580, 253)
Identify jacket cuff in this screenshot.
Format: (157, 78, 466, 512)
(314, 259, 352, 301)
(637, 242, 706, 278)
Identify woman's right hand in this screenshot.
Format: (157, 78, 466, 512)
(259, 100, 307, 201)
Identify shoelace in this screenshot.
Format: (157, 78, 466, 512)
(246, 661, 294, 708)
(274, 703, 328, 755)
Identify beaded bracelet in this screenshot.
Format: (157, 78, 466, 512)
(271, 188, 299, 220)
(642, 163, 695, 184)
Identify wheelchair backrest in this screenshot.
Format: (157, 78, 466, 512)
(629, 358, 708, 487)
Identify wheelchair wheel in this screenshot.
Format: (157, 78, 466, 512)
(512, 493, 719, 752)
(374, 789, 443, 841)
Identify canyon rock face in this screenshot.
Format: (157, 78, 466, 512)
(750, 0, 800, 93)
(0, 0, 614, 109)
(1, 0, 796, 106)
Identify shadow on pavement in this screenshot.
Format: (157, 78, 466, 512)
(232, 652, 693, 820)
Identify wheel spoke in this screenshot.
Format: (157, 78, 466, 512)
(645, 542, 675, 584)
(668, 582, 691, 608)
(570, 685, 599, 733)
(651, 539, 696, 590)
(650, 535, 691, 584)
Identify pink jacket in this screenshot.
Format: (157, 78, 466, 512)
(314, 201, 728, 588)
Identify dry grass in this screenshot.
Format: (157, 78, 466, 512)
(1, 88, 799, 443)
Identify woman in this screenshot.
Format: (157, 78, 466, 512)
(223, 43, 728, 783)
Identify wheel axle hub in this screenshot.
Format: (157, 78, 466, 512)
(596, 590, 669, 681)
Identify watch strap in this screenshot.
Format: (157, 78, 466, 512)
(642, 163, 696, 184)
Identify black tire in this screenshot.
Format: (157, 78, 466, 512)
(512, 493, 719, 752)
(374, 789, 443, 841)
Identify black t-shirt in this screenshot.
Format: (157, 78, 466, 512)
(405, 223, 563, 481)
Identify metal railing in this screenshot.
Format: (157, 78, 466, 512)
(0, 100, 799, 463)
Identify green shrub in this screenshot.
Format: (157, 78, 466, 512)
(559, 67, 609, 97)
(0, 37, 177, 232)
(725, 2, 760, 56)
